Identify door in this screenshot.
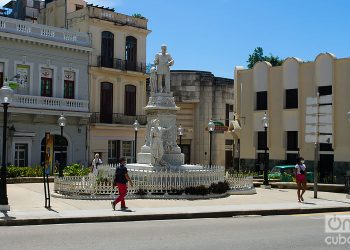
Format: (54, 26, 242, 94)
(181, 144, 191, 164)
(100, 82, 113, 123)
(101, 31, 114, 68)
(225, 150, 233, 170)
(125, 36, 137, 71)
(319, 154, 334, 183)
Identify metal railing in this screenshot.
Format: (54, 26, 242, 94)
(12, 94, 89, 112)
(97, 56, 146, 73)
(90, 112, 147, 125)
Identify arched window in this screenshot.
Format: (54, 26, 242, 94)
(101, 31, 114, 68)
(124, 84, 136, 116)
(100, 82, 113, 123)
(125, 36, 137, 71)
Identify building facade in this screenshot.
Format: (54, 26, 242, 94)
(39, 1, 150, 164)
(170, 70, 235, 168)
(234, 53, 350, 183)
(0, 16, 91, 168)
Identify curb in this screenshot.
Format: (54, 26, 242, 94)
(1, 206, 349, 226)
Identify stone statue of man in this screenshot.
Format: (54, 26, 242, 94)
(150, 66, 157, 93)
(154, 44, 174, 93)
(150, 119, 164, 166)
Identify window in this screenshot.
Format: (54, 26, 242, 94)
(285, 89, 298, 109)
(14, 143, 28, 167)
(286, 131, 298, 151)
(318, 86, 332, 96)
(257, 131, 267, 150)
(41, 68, 53, 97)
(225, 104, 233, 126)
(124, 84, 136, 116)
(100, 82, 113, 123)
(108, 140, 134, 163)
(101, 31, 114, 68)
(125, 36, 137, 71)
(286, 153, 298, 165)
(0, 62, 4, 88)
(75, 4, 84, 10)
(64, 71, 75, 99)
(256, 91, 267, 110)
(108, 140, 119, 164)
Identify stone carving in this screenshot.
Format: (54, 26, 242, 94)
(150, 66, 157, 94)
(147, 96, 176, 107)
(154, 44, 174, 93)
(150, 119, 172, 166)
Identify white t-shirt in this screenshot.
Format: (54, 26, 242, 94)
(92, 158, 102, 175)
(295, 164, 306, 175)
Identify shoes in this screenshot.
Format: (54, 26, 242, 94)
(121, 206, 128, 210)
(300, 196, 304, 202)
(111, 201, 116, 211)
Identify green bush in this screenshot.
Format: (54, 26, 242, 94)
(63, 164, 90, 176)
(7, 166, 43, 178)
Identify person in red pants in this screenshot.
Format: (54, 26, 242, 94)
(111, 157, 133, 210)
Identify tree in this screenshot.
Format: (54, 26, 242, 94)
(247, 47, 283, 69)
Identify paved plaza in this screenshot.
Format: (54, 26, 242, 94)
(1, 183, 349, 226)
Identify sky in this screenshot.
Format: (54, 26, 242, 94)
(1, 0, 350, 79)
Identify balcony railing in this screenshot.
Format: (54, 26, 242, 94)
(90, 112, 147, 125)
(97, 56, 146, 74)
(0, 16, 91, 47)
(12, 94, 89, 112)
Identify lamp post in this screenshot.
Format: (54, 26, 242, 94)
(178, 124, 184, 152)
(0, 84, 14, 208)
(57, 114, 66, 177)
(208, 119, 215, 167)
(133, 119, 139, 163)
(261, 112, 269, 186)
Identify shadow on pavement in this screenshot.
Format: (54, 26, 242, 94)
(0, 211, 16, 220)
(301, 202, 316, 205)
(46, 207, 59, 213)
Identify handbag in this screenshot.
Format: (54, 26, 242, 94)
(299, 165, 305, 175)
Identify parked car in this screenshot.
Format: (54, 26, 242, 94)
(268, 165, 314, 182)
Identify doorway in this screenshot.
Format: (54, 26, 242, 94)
(319, 154, 334, 183)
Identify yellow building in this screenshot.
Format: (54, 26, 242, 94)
(39, 1, 150, 164)
(234, 53, 350, 183)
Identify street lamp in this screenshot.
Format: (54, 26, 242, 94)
(57, 114, 66, 177)
(208, 119, 215, 167)
(261, 112, 269, 186)
(0, 84, 14, 208)
(133, 119, 139, 163)
(178, 124, 184, 152)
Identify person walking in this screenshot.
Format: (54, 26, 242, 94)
(91, 153, 102, 176)
(295, 156, 307, 202)
(111, 157, 133, 210)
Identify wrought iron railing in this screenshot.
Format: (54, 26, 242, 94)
(90, 112, 147, 125)
(97, 56, 146, 73)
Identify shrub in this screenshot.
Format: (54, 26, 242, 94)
(7, 166, 43, 178)
(135, 189, 147, 196)
(185, 185, 209, 196)
(63, 164, 90, 176)
(209, 181, 230, 194)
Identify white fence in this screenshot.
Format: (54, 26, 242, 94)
(53, 164, 255, 199)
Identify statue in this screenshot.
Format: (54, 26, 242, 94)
(150, 119, 164, 166)
(154, 44, 174, 93)
(150, 66, 157, 94)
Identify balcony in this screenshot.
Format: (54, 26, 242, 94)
(90, 112, 147, 125)
(97, 56, 146, 74)
(12, 94, 89, 112)
(0, 16, 91, 48)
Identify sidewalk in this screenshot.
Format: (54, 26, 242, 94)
(1, 183, 350, 226)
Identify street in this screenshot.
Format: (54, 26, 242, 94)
(0, 212, 347, 250)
